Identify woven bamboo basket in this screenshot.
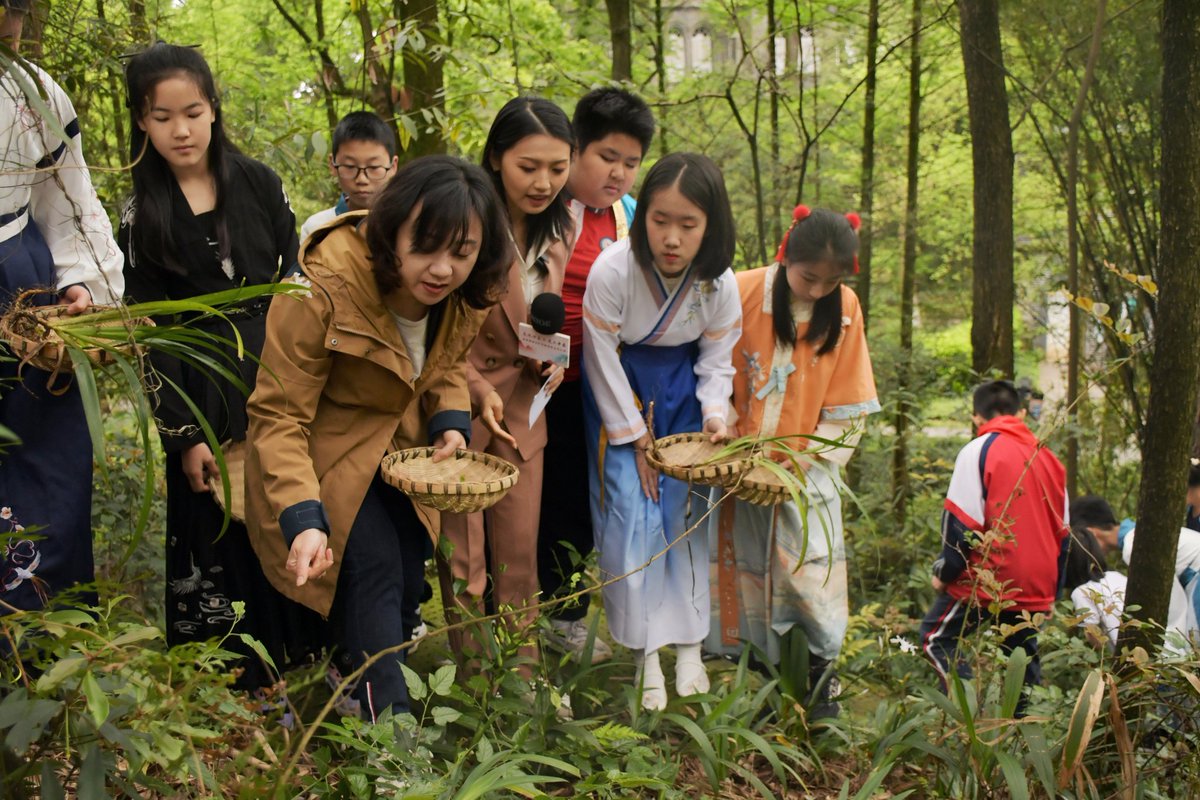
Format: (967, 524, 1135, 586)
(732, 462, 805, 506)
(380, 447, 519, 513)
(208, 440, 247, 523)
(644, 432, 750, 488)
(0, 303, 150, 375)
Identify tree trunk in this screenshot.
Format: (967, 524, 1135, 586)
(958, 0, 1013, 381)
(767, 0, 782, 248)
(857, 0, 879, 334)
(892, 0, 921, 526)
(1064, 0, 1107, 497)
(606, 0, 632, 82)
(398, 0, 447, 157)
(1120, 0, 1200, 658)
(654, 0, 667, 156)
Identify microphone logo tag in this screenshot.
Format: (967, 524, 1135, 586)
(517, 323, 570, 368)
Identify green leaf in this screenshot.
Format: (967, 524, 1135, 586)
(429, 663, 455, 696)
(1059, 668, 1105, 789)
(401, 662, 427, 701)
(237, 632, 278, 674)
(81, 671, 109, 727)
(996, 751, 1029, 800)
(476, 735, 494, 763)
(430, 706, 460, 726)
(36, 655, 88, 692)
(39, 760, 65, 800)
(999, 646, 1030, 718)
(109, 626, 161, 647)
(77, 743, 106, 800)
(311, 130, 328, 158)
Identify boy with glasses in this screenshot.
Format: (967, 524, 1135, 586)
(300, 111, 398, 240)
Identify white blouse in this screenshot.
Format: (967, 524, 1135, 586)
(582, 239, 741, 444)
(0, 62, 123, 303)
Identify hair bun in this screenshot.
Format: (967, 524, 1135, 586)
(845, 211, 861, 231)
(792, 204, 811, 222)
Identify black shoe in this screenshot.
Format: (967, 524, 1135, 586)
(807, 654, 841, 720)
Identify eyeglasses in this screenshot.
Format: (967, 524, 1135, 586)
(332, 163, 391, 181)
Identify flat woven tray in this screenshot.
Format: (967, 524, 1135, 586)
(645, 432, 750, 487)
(732, 462, 805, 506)
(380, 447, 519, 513)
(208, 440, 247, 523)
(0, 303, 149, 374)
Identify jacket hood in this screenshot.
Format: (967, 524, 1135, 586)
(978, 414, 1038, 448)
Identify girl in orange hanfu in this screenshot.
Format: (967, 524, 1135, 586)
(706, 205, 880, 719)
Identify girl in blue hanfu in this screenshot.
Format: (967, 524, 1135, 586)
(582, 152, 741, 710)
(705, 205, 880, 719)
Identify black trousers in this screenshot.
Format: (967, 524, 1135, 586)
(919, 592, 1042, 714)
(333, 472, 429, 718)
(536, 380, 594, 621)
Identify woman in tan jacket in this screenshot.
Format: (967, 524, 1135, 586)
(245, 156, 511, 719)
(437, 98, 576, 665)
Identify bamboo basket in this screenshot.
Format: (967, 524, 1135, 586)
(208, 440, 247, 523)
(0, 303, 150, 375)
(644, 432, 750, 488)
(380, 447, 519, 513)
(732, 462, 805, 506)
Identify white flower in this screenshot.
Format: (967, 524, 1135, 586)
(890, 635, 918, 654)
(285, 273, 314, 298)
(220, 257, 236, 281)
(0, 507, 11, 520)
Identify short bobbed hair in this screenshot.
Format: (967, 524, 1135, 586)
(365, 155, 511, 310)
(629, 152, 735, 283)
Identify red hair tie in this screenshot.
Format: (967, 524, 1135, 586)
(846, 211, 861, 273)
(774, 204, 811, 264)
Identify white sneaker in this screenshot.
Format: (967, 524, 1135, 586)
(675, 643, 710, 697)
(547, 618, 613, 663)
(635, 650, 667, 711)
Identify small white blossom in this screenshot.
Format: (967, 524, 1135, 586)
(890, 635, 918, 654)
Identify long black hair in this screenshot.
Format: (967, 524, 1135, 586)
(125, 42, 239, 275)
(481, 96, 574, 255)
(628, 152, 735, 283)
(772, 207, 858, 354)
(365, 155, 511, 311)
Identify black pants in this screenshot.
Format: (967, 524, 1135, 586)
(333, 473, 429, 719)
(919, 592, 1042, 714)
(536, 380, 594, 621)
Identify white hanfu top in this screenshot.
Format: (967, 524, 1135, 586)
(582, 239, 741, 445)
(0, 62, 123, 302)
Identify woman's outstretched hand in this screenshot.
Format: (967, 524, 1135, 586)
(480, 391, 518, 448)
(431, 429, 468, 462)
(288, 528, 333, 587)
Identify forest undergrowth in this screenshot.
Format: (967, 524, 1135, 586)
(2, 399, 1198, 799)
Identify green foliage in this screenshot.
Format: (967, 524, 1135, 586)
(0, 600, 278, 797)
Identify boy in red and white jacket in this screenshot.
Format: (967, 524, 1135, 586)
(920, 380, 1069, 713)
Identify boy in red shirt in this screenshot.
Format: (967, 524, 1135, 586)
(920, 380, 1069, 712)
(538, 88, 654, 661)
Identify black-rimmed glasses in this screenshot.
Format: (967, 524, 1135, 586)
(332, 163, 391, 181)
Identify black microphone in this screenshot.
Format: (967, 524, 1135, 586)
(529, 292, 565, 335)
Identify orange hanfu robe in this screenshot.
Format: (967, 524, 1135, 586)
(706, 265, 879, 664)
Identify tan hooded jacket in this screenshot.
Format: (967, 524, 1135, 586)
(245, 212, 487, 615)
